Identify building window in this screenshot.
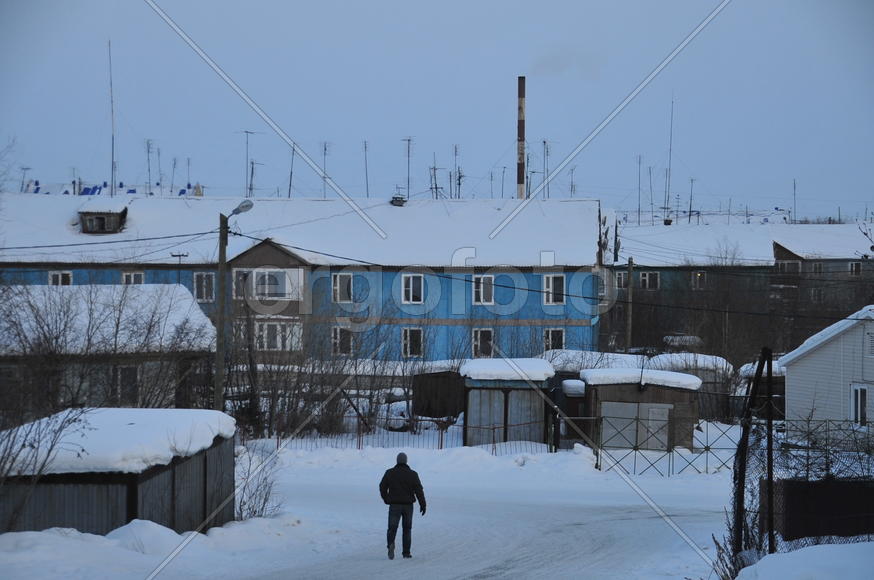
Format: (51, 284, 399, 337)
(812, 262, 823, 275)
(544, 328, 565, 351)
(332, 326, 353, 356)
(233, 268, 303, 300)
(80, 209, 126, 234)
(256, 320, 303, 351)
(122, 271, 144, 285)
(194, 272, 215, 302)
(543, 274, 565, 305)
(810, 287, 824, 303)
(111, 365, 138, 406)
(640, 271, 660, 290)
(473, 275, 494, 305)
(777, 260, 801, 274)
(402, 273, 424, 304)
(49, 271, 72, 286)
(691, 271, 706, 290)
(849, 262, 862, 276)
(851, 384, 868, 427)
(332, 273, 353, 303)
(402, 327, 423, 358)
(615, 271, 628, 289)
(866, 330, 874, 358)
(472, 328, 493, 358)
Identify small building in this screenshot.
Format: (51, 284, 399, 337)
(0, 408, 236, 535)
(734, 358, 786, 419)
(779, 305, 874, 426)
(459, 358, 554, 447)
(648, 353, 733, 420)
(564, 368, 701, 451)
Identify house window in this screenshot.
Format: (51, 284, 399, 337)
(866, 330, 874, 358)
(256, 320, 303, 351)
(849, 262, 862, 276)
(616, 271, 628, 289)
(812, 262, 823, 275)
(122, 271, 144, 285)
(402, 273, 424, 304)
(640, 271, 660, 290)
(111, 365, 138, 406)
(49, 271, 72, 286)
(691, 271, 706, 290)
(472, 328, 493, 358)
(332, 273, 353, 303)
(233, 268, 303, 300)
(402, 327, 423, 358)
(777, 260, 801, 274)
(332, 326, 353, 356)
(194, 272, 215, 302)
(810, 287, 824, 303)
(543, 274, 565, 305)
(544, 328, 565, 351)
(473, 275, 494, 305)
(851, 384, 868, 427)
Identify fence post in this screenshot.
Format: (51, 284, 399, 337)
(438, 426, 444, 450)
(765, 348, 776, 554)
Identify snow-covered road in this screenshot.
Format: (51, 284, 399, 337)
(0, 445, 731, 579)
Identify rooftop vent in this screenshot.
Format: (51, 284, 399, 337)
(390, 195, 407, 207)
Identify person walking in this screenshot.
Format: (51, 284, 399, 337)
(379, 452, 426, 560)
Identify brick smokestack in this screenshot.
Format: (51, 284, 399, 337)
(517, 76, 526, 199)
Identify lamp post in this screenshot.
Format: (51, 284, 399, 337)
(215, 199, 254, 411)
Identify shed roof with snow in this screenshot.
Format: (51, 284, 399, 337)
(579, 368, 702, 391)
(460, 358, 555, 383)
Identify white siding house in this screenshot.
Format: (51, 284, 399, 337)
(779, 305, 874, 425)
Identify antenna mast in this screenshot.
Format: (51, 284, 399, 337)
(403, 137, 412, 199)
(322, 141, 329, 198)
(665, 97, 675, 221)
(287, 147, 295, 198)
(363, 141, 369, 198)
(637, 155, 641, 225)
(108, 40, 117, 197)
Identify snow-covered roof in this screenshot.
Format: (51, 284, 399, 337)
(0, 193, 605, 267)
(0, 284, 215, 355)
(738, 360, 786, 379)
(77, 197, 130, 213)
(770, 224, 873, 260)
(6, 408, 236, 475)
(541, 349, 645, 372)
(579, 368, 702, 390)
(561, 379, 586, 396)
(779, 305, 874, 367)
(648, 353, 733, 374)
(460, 358, 555, 381)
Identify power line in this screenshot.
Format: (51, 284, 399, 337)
(0, 231, 215, 251)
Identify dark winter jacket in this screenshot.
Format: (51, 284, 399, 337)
(379, 463, 426, 507)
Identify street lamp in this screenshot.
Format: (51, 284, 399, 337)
(214, 199, 254, 411)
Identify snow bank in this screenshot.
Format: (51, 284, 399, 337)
(460, 358, 555, 381)
(736, 542, 874, 580)
(9, 408, 236, 475)
(562, 379, 586, 396)
(580, 368, 702, 390)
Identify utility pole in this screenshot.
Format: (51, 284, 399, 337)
(688, 178, 695, 223)
(637, 155, 642, 225)
(170, 252, 188, 284)
(108, 40, 116, 198)
(145, 139, 153, 195)
(287, 148, 295, 198)
(403, 137, 412, 199)
(792, 178, 797, 224)
(248, 160, 255, 198)
(501, 166, 506, 198)
(363, 141, 369, 198)
(625, 257, 634, 352)
(517, 76, 526, 200)
(570, 166, 577, 198)
(322, 142, 329, 198)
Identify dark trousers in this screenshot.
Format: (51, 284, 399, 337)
(387, 503, 414, 555)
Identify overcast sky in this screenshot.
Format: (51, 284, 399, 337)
(1, 0, 872, 220)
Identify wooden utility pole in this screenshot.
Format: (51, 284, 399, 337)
(625, 257, 634, 352)
(215, 213, 229, 411)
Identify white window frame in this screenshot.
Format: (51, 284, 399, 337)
(472, 274, 494, 305)
(332, 326, 353, 356)
(849, 262, 862, 276)
(402, 273, 424, 304)
(194, 272, 215, 302)
(850, 384, 868, 427)
(544, 328, 565, 351)
(640, 271, 660, 290)
(402, 327, 424, 358)
(811, 262, 823, 275)
(472, 328, 494, 358)
(48, 271, 72, 286)
(810, 287, 824, 304)
(691, 271, 706, 290)
(255, 320, 303, 352)
(332, 272, 354, 303)
(777, 260, 801, 274)
(615, 271, 628, 289)
(866, 329, 874, 359)
(122, 271, 144, 285)
(543, 274, 565, 305)
(232, 268, 303, 300)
